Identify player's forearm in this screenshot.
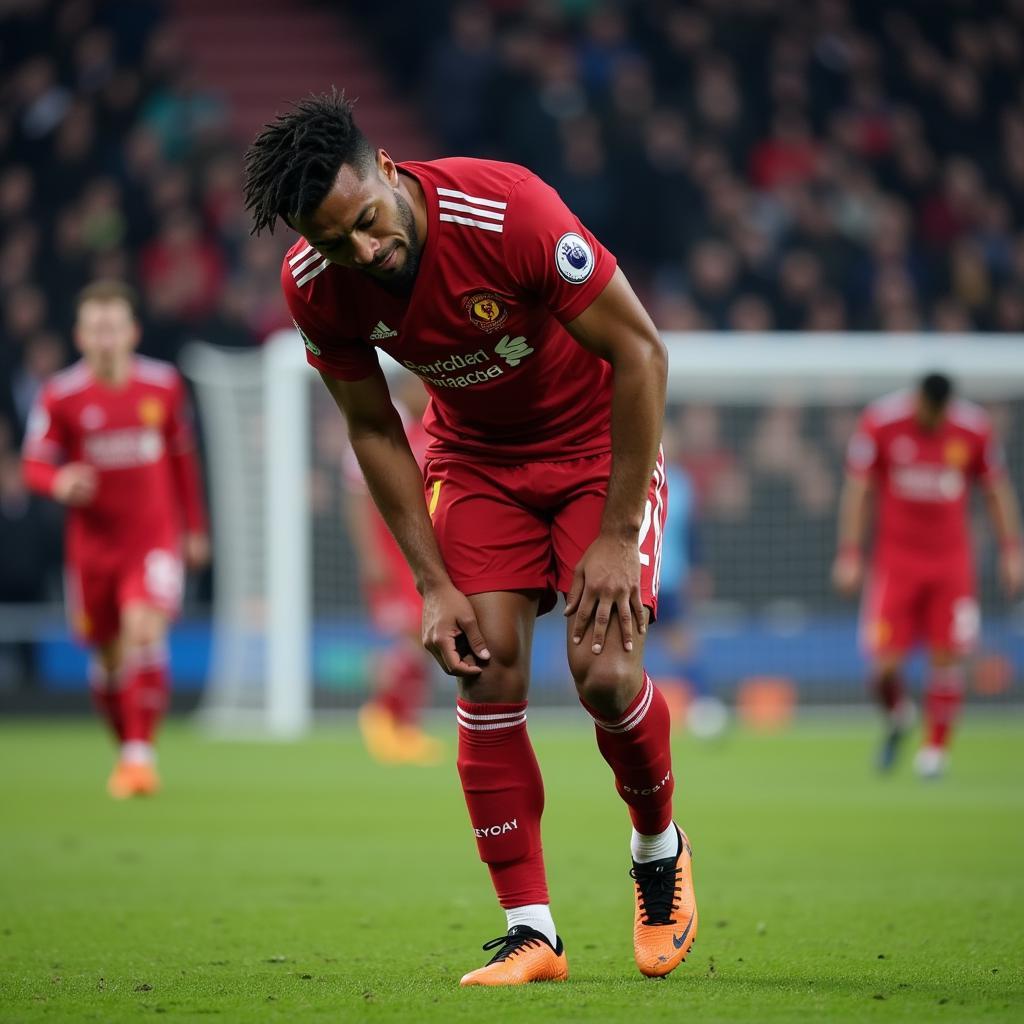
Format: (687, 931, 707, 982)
(22, 458, 58, 497)
(836, 476, 871, 552)
(985, 479, 1023, 548)
(601, 339, 667, 537)
(170, 450, 208, 533)
(349, 430, 450, 593)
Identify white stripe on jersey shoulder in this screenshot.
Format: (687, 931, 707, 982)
(133, 355, 179, 388)
(948, 397, 991, 433)
(866, 389, 914, 426)
(439, 213, 504, 233)
(438, 199, 504, 221)
(288, 244, 314, 266)
(49, 361, 93, 398)
(295, 256, 331, 287)
(436, 186, 507, 210)
(291, 249, 322, 276)
(436, 185, 506, 234)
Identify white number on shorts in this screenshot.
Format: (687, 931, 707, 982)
(145, 549, 183, 606)
(638, 499, 652, 567)
(952, 596, 980, 648)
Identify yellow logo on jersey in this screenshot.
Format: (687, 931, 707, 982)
(944, 438, 970, 467)
(465, 292, 509, 332)
(138, 396, 165, 427)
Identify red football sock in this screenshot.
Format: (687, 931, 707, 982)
(924, 665, 964, 749)
(374, 643, 428, 726)
(456, 699, 548, 908)
(121, 643, 170, 745)
(582, 673, 675, 835)
(871, 667, 905, 714)
(89, 660, 125, 742)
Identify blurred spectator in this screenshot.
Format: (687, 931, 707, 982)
(140, 210, 226, 326)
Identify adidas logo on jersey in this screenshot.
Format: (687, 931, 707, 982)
(369, 321, 398, 340)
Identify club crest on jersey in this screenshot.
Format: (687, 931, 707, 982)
(138, 396, 165, 427)
(464, 292, 509, 333)
(944, 438, 970, 468)
(555, 232, 594, 284)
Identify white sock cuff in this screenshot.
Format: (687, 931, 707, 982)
(120, 740, 155, 765)
(505, 904, 557, 948)
(456, 703, 528, 733)
(122, 642, 168, 673)
(589, 675, 653, 733)
(631, 821, 678, 863)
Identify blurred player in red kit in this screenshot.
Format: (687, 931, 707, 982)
(344, 373, 442, 765)
(833, 373, 1023, 777)
(244, 91, 695, 984)
(22, 281, 209, 798)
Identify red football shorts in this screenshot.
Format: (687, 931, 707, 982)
(860, 558, 979, 657)
(424, 448, 667, 616)
(65, 547, 184, 645)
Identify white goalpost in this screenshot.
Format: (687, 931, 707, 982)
(183, 331, 1024, 737)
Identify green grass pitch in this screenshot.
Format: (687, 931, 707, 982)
(1, 712, 1022, 1022)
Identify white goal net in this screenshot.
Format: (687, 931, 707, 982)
(183, 332, 1024, 736)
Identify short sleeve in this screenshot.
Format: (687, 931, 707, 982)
(501, 174, 617, 324)
(281, 257, 380, 382)
(846, 413, 881, 477)
(22, 385, 66, 464)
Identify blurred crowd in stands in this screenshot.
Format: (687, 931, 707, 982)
(2, 0, 1024, 616)
(375, 0, 1024, 333)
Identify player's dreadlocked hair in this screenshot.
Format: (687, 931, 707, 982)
(243, 88, 375, 235)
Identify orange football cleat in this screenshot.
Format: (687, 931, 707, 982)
(129, 760, 161, 796)
(357, 703, 404, 763)
(631, 827, 698, 978)
(393, 724, 445, 766)
(106, 760, 161, 799)
(107, 760, 136, 800)
(460, 926, 568, 987)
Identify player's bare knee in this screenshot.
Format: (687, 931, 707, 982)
(121, 609, 166, 654)
(571, 657, 641, 718)
(457, 656, 528, 704)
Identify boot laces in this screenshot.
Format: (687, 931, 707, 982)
(630, 858, 682, 926)
(480, 926, 547, 965)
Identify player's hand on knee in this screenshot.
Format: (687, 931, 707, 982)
(831, 549, 863, 596)
(422, 584, 491, 677)
(53, 463, 98, 506)
(566, 535, 644, 654)
(184, 532, 211, 570)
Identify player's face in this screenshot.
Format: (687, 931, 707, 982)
(915, 396, 947, 430)
(75, 299, 140, 377)
(296, 152, 421, 290)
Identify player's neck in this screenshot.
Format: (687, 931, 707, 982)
(89, 356, 133, 388)
(398, 170, 428, 248)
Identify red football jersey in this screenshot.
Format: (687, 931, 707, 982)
(846, 390, 1004, 565)
(22, 356, 207, 565)
(282, 158, 617, 463)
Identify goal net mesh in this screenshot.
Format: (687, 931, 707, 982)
(183, 333, 1024, 734)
